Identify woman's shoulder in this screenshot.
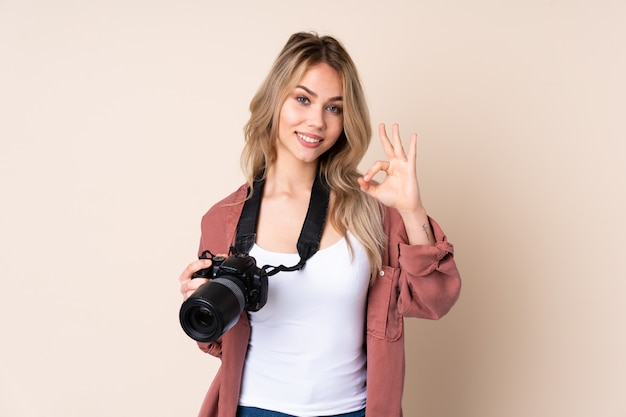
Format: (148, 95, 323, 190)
(198, 184, 249, 252)
(202, 183, 248, 220)
(213, 183, 248, 206)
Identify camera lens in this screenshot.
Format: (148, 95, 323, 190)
(190, 307, 216, 331)
(179, 277, 246, 342)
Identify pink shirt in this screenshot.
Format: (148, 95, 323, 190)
(191, 184, 461, 417)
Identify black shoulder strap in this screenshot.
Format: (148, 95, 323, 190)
(234, 170, 330, 276)
(294, 171, 330, 267)
(234, 173, 265, 255)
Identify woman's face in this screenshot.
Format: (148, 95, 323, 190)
(275, 63, 344, 167)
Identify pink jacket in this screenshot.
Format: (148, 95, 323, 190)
(191, 184, 461, 417)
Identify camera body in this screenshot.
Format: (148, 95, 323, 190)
(179, 251, 268, 342)
(192, 251, 268, 312)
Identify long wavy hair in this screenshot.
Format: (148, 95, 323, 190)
(241, 32, 385, 280)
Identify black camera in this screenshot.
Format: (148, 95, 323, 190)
(179, 250, 268, 342)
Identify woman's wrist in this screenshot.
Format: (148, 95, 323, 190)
(398, 207, 436, 246)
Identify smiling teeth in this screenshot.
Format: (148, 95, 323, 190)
(297, 133, 321, 143)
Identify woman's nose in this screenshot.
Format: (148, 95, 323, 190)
(306, 108, 325, 129)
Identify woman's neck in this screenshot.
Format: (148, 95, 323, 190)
(264, 162, 318, 197)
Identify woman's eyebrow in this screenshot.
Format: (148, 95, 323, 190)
(296, 85, 343, 102)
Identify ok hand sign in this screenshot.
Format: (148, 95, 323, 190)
(358, 123, 435, 245)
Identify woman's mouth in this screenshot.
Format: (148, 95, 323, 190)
(297, 132, 323, 144)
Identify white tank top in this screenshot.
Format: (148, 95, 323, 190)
(238, 233, 370, 416)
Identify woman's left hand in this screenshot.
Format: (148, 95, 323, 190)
(358, 123, 424, 215)
(359, 123, 435, 245)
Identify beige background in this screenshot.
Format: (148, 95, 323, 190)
(1, 0, 625, 416)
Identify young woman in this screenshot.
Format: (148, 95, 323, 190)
(178, 32, 461, 417)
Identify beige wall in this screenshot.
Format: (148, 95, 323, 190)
(1, 1, 624, 416)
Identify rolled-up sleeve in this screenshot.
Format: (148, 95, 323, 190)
(396, 217, 462, 320)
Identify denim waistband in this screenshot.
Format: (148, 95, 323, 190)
(236, 405, 366, 417)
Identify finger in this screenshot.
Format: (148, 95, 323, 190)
(408, 132, 418, 166)
(357, 176, 370, 192)
(184, 289, 198, 301)
(391, 124, 408, 159)
(378, 123, 395, 158)
(362, 160, 390, 182)
(187, 278, 209, 291)
(178, 259, 212, 284)
(181, 277, 209, 297)
(198, 342, 212, 353)
(358, 176, 380, 195)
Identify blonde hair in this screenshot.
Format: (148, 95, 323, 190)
(242, 32, 385, 280)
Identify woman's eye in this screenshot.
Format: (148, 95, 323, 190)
(296, 96, 310, 104)
(326, 105, 342, 114)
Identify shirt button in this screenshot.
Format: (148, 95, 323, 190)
(379, 270, 385, 276)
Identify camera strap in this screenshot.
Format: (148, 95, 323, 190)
(234, 169, 330, 276)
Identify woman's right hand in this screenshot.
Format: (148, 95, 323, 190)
(178, 258, 213, 301)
